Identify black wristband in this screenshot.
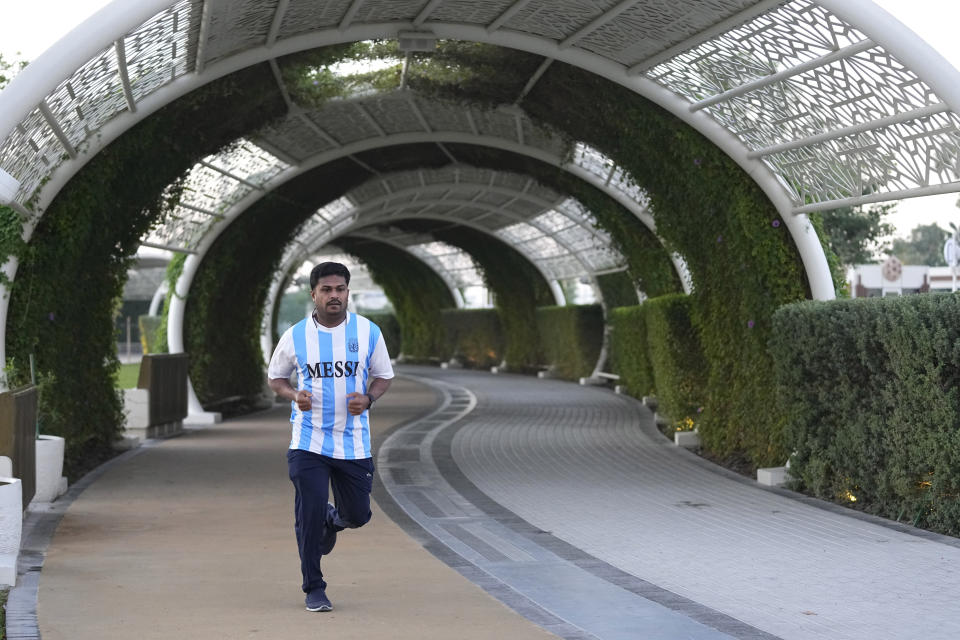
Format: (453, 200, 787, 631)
(366, 393, 375, 408)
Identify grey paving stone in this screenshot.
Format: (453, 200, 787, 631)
(412, 366, 960, 640)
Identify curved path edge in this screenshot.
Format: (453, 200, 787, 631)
(6, 442, 155, 640)
(375, 371, 778, 640)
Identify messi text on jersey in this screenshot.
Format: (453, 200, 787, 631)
(304, 360, 361, 379)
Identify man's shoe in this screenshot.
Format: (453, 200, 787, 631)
(318, 502, 337, 555)
(305, 588, 333, 612)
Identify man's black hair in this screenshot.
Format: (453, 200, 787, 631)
(310, 262, 351, 288)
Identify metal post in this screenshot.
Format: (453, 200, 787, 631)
(126, 316, 132, 358)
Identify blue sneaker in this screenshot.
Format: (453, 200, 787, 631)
(305, 588, 333, 612)
(318, 502, 337, 555)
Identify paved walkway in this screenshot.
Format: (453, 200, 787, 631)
(11, 365, 960, 639)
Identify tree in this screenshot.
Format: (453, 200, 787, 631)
(888, 223, 950, 266)
(819, 202, 895, 266)
(0, 53, 28, 90)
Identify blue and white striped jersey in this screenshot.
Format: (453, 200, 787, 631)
(267, 312, 394, 460)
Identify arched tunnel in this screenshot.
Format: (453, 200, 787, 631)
(3, 1, 960, 637)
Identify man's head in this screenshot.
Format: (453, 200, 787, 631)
(309, 262, 351, 326)
(310, 261, 351, 289)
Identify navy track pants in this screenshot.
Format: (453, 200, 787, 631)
(287, 448, 374, 593)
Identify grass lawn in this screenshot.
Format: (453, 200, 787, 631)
(116, 362, 141, 389)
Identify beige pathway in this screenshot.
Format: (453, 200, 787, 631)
(37, 377, 555, 640)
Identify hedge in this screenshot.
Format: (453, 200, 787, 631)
(536, 305, 604, 380)
(3, 65, 284, 478)
(336, 237, 455, 361)
(408, 43, 828, 468)
(364, 312, 402, 357)
(422, 224, 554, 371)
(608, 306, 655, 399)
(644, 295, 708, 428)
(596, 271, 640, 309)
(770, 293, 960, 535)
(441, 308, 503, 368)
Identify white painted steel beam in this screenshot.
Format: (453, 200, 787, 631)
(178, 202, 222, 217)
(349, 155, 380, 175)
(354, 103, 386, 136)
(197, 160, 265, 190)
(140, 240, 197, 254)
(437, 143, 457, 163)
(819, 0, 960, 114)
(268, 59, 296, 110)
(267, 0, 291, 47)
(560, 0, 639, 50)
(339, 0, 366, 30)
(627, 0, 789, 76)
(793, 181, 960, 214)
(195, 0, 213, 74)
(414, 0, 445, 27)
(37, 101, 77, 159)
(249, 135, 301, 166)
(517, 57, 553, 103)
(114, 40, 137, 113)
(690, 39, 877, 112)
(0, 0, 172, 143)
(407, 95, 432, 132)
(487, 0, 533, 34)
(748, 102, 951, 159)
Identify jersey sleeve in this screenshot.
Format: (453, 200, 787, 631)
(368, 331, 395, 380)
(267, 327, 297, 380)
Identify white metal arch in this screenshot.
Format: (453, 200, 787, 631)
(163, 129, 684, 366)
(283, 172, 626, 280)
(1, 3, 860, 299)
(3, 0, 959, 389)
(163, 132, 640, 416)
(302, 197, 594, 295)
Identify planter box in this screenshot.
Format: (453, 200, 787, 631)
(34, 435, 66, 503)
(674, 430, 700, 449)
(757, 466, 788, 487)
(0, 477, 22, 586)
(123, 388, 183, 440)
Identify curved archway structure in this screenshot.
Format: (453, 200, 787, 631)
(3, 0, 960, 465)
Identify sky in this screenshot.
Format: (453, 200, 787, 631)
(1, 0, 959, 239)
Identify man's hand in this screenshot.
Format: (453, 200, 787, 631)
(346, 392, 372, 415)
(295, 390, 312, 411)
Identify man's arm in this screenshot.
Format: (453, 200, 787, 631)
(346, 377, 392, 415)
(269, 377, 313, 411)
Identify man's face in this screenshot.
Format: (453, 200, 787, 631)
(311, 274, 349, 321)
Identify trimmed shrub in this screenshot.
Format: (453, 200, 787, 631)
(608, 305, 655, 398)
(426, 226, 552, 371)
(442, 309, 503, 369)
(771, 294, 960, 535)
(337, 238, 454, 360)
(644, 295, 708, 428)
(365, 312, 402, 357)
(596, 271, 639, 309)
(536, 305, 604, 380)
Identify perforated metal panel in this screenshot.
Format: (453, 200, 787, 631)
(2, 0, 959, 256)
